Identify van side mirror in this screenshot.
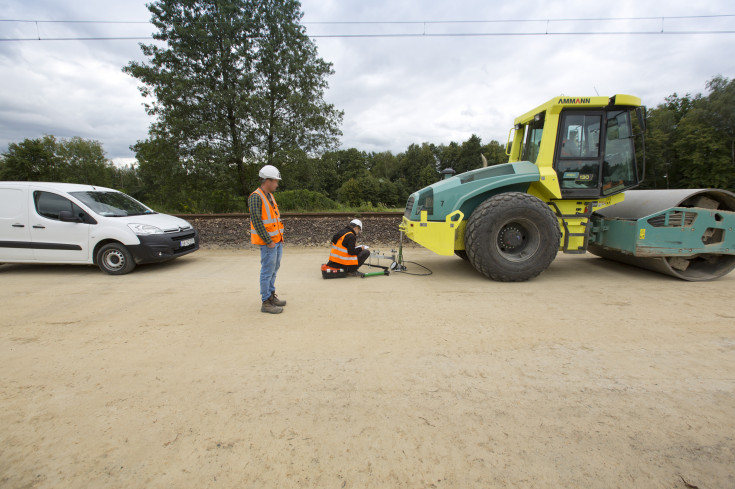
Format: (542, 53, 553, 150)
(59, 210, 82, 223)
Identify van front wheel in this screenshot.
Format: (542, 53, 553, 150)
(97, 243, 136, 275)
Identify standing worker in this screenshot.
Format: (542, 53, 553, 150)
(249, 165, 287, 314)
(327, 219, 371, 275)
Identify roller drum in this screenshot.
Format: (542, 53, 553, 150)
(588, 189, 735, 281)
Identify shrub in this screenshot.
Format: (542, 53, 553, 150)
(276, 189, 339, 211)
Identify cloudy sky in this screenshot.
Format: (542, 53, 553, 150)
(1, 0, 734, 166)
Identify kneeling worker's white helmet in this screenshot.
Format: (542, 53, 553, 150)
(259, 165, 281, 180)
(350, 219, 363, 230)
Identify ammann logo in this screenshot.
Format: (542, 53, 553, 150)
(558, 97, 591, 104)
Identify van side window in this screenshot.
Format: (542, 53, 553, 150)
(33, 191, 84, 220)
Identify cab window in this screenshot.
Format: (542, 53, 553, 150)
(602, 110, 638, 195)
(556, 112, 602, 191)
(34, 191, 85, 221)
(521, 115, 544, 163)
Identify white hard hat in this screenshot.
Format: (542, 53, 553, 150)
(350, 219, 363, 230)
(259, 165, 281, 180)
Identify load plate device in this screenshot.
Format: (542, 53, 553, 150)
(400, 94, 735, 281)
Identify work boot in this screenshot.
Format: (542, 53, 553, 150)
(261, 297, 283, 314)
(269, 293, 287, 307)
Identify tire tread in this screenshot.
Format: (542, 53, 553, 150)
(465, 192, 560, 282)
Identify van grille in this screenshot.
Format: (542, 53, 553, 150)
(172, 233, 196, 241)
(164, 226, 193, 233)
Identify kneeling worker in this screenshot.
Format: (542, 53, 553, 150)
(327, 219, 370, 274)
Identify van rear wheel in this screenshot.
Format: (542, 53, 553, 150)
(97, 243, 136, 275)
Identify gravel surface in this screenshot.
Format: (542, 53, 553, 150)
(187, 215, 411, 248)
(4, 250, 735, 489)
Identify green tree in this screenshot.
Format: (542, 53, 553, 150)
(706, 75, 735, 177)
(639, 105, 678, 189)
(418, 164, 438, 188)
(369, 151, 399, 180)
(253, 0, 342, 168)
(373, 177, 399, 207)
(132, 136, 190, 209)
(436, 141, 460, 173)
(482, 139, 509, 166)
(674, 107, 734, 188)
(333, 148, 370, 185)
(124, 0, 342, 196)
(0, 136, 59, 181)
(338, 177, 363, 206)
(641, 78, 735, 191)
(673, 80, 735, 190)
(397, 143, 436, 191)
(56, 137, 115, 186)
(456, 134, 483, 174)
(1, 136, 117, 186)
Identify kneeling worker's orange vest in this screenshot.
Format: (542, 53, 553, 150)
(329, 230, 358, 266)
(250, 188, 284, 245)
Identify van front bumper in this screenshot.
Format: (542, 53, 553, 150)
(128, 230, 199, 264)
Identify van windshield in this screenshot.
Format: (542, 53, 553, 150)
(70, 191, 156, 217)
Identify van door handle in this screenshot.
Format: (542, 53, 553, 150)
(33, 225, 46, 229)
(12, 223, 25, 228)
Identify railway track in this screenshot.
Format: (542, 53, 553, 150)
(181, 212, 407, 248)
(174, 211, 403, 219)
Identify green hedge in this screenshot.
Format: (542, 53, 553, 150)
(276, 189, 339, 211)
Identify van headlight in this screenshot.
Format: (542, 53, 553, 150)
(128, 223, 164, 235)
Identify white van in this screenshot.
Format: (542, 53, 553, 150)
(0, 181, 199, 274)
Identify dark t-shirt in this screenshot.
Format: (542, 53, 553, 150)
(332, 227, 360, 255)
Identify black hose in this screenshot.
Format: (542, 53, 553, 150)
(398, 260, 432, 276)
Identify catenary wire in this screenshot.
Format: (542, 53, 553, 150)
(2, 30, 735, 41)
(2, 13, 735, 24)
(1, 13, 735, 41)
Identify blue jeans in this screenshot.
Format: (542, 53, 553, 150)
(259, 242, 282, 302)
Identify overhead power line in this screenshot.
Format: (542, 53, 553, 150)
(2, 13, 735, 24)
(3, 31, 735, 42)
(1, 13, 734, 41)
(303, 13, 735, 24)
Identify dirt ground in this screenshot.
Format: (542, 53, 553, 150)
(1, 247, 734, 489)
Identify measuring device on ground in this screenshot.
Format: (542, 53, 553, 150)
(321, 231, 432, 278)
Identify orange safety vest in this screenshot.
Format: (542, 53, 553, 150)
(329, 230, 358, 266)
(250, 188, 284, 245)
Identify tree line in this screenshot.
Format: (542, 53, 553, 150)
(0, 132, 507, 212)
(639, 75, 735, 191)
